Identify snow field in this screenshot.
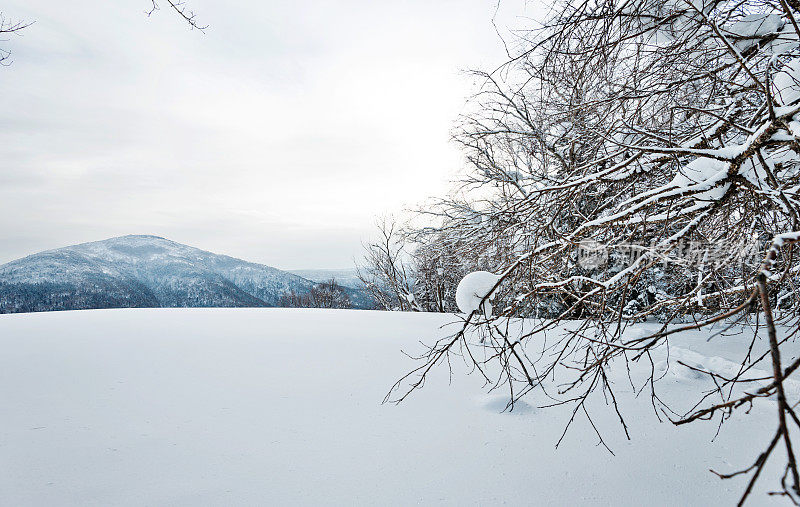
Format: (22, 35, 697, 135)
(0, 308, 789, 505)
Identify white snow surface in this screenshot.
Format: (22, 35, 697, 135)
(769, 24, 800, 55)
(0, 308, 791, 505)
(728, 14, 783, 38)
(455, 271, 501, 315)
(774, 58, 800, 106)
(726, 13, 783, 51)
(671, 157, 732, 202)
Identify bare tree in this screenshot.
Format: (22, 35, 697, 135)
(145, 0, 207, 31)
(278, 289, 306, 308)
(387, 1, 800, 503)
(356, 217, 420, 311)
(279, 279, 351, 309)
(307, 279, 351, 309)
(0, 13, 32, 66)
(1, 1, 205, 68)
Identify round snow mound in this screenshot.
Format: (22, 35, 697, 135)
(455, 271, 501, 315)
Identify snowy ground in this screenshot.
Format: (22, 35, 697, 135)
(0, 308, 790, 505)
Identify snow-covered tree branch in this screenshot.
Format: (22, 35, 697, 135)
(384, 1, 800, 503)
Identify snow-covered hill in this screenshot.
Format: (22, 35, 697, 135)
(0, 235, 322, 312)
(0, 308, 787, 505)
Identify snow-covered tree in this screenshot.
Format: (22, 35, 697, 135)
(388, 1, 800, 502)
(356, 218, 420, 311)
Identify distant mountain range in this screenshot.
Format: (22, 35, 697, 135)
(0, 235, 372, 314)
(287, 268, 362, 289)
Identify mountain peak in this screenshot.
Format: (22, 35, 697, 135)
(82, 234, 174, 247)
(118, 234, 168, 241)
(0, 236, 321, 313)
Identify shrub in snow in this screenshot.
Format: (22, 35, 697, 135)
(455, 271, 501, 317)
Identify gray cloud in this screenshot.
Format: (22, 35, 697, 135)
(0, 0, 537, 268)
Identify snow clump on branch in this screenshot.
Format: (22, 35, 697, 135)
(455, 271, 501, 317)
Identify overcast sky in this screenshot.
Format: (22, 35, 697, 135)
(0, 0, 538, 269)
